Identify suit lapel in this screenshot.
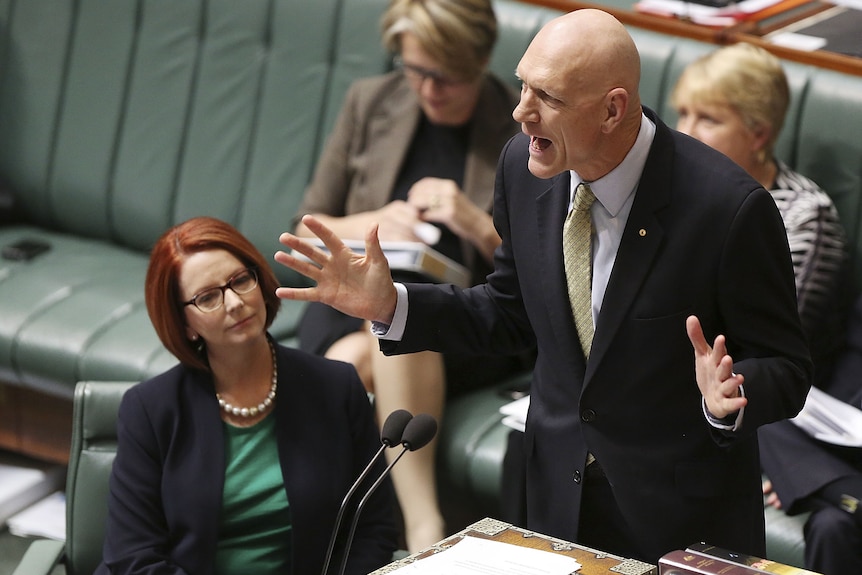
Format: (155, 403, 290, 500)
(587, 120, 674, 380)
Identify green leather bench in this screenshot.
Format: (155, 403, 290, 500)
(3, 0, 862, 568)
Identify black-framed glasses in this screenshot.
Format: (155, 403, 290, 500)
(182, 267, 259, 313)
(393, 56, 466, 89)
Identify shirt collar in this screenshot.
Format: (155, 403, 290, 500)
(570, 112, 656, 216)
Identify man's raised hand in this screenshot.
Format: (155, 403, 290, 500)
(274, 215, 398, 325)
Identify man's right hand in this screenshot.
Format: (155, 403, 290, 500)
(275, 214, 398, 325)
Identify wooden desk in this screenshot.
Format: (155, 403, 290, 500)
(519, 0, 862, 76)
(370, 517, 657, 574)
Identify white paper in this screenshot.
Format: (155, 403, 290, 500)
(833, 0, 862, 9)
(0, 463, 48, 494)
(635, 0, 782, 17)
(413, 222, 441, 245)
(397, 535, 581, 574)
(6, 491, 66, 541)
(767, 32, 828, 51)
(0, 456, 65, 525)
(790, 386, 862, 447)
(499, 395, 530, 433)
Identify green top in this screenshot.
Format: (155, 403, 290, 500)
(215, 415, 292, 574)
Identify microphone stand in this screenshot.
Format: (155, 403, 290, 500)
(336, 413, 437, 575)
(320, 409, 412, 575)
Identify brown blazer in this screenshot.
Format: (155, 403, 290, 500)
(297, 72, 519, 277)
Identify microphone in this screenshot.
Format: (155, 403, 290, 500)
(337, 413, 438, 575)
(320, 409, 413, 575)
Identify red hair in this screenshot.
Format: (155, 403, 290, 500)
(145, 217, 281, 371)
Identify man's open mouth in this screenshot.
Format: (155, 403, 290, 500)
(530, 136, 552, 151)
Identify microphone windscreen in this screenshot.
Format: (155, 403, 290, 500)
(401, 413, 437, 451)
(381, 409, 413, 446)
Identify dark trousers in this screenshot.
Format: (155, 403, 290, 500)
(804, 505, 862, 575)
(578, 461, 645, 561)
(501, 430, 644, 561)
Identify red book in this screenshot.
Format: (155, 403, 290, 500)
(685, 542, 820, 575)
(660, 549, 761, 574)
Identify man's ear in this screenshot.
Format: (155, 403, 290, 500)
(602, 88, 628, 132)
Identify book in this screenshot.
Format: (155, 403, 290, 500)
(372, 517, 657, 574)
(660, 549, 765, 574)
(292, 238, 471, 288)
(686, 543, 819, 574)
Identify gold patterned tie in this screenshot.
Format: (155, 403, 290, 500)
(563, 182, 597, 359)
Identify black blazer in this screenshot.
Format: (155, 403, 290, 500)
(98, 343, 398, 575)
(384, 109, 812, 562)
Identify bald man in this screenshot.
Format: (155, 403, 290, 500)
(276, 9, 811, 564)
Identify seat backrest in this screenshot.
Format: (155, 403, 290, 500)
(64, 381, 136, 575)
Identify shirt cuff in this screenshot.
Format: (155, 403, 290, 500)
(370, 283, 408, 341)
(702, 384, 746, 432)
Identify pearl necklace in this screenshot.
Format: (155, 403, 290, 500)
(216, 339, 277, 418)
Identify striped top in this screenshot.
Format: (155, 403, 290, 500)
(771, 160, 847, 339)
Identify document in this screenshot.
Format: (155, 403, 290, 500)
(6, 491, 66, 541)
(790, 385, 862, 447)
(499, 395, 530, 433)
(292, 238, 471, 288)
(396, 535, 582, 574)
(634, 0, 784, 26)
(0, 453, 65, 526)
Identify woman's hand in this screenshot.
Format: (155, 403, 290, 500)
(295, 201, 424, 243)
(408, 177, 500, 261)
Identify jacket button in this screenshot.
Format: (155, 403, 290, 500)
(581, 409, 596, 422)
(573, 470, 582, 484)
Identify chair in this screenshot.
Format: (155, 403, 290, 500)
(13, 381, 136, 575)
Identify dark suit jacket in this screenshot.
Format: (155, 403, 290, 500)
(760, 295, 862, 514)
(98, 343, 398, 575)
(298, 71, 519, 281)
(383, 109, 812, 563)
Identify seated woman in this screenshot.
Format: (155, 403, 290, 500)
(294, 0, 532, 551)
(672, 43, 855, 575)
(97, 216, 398, 575)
